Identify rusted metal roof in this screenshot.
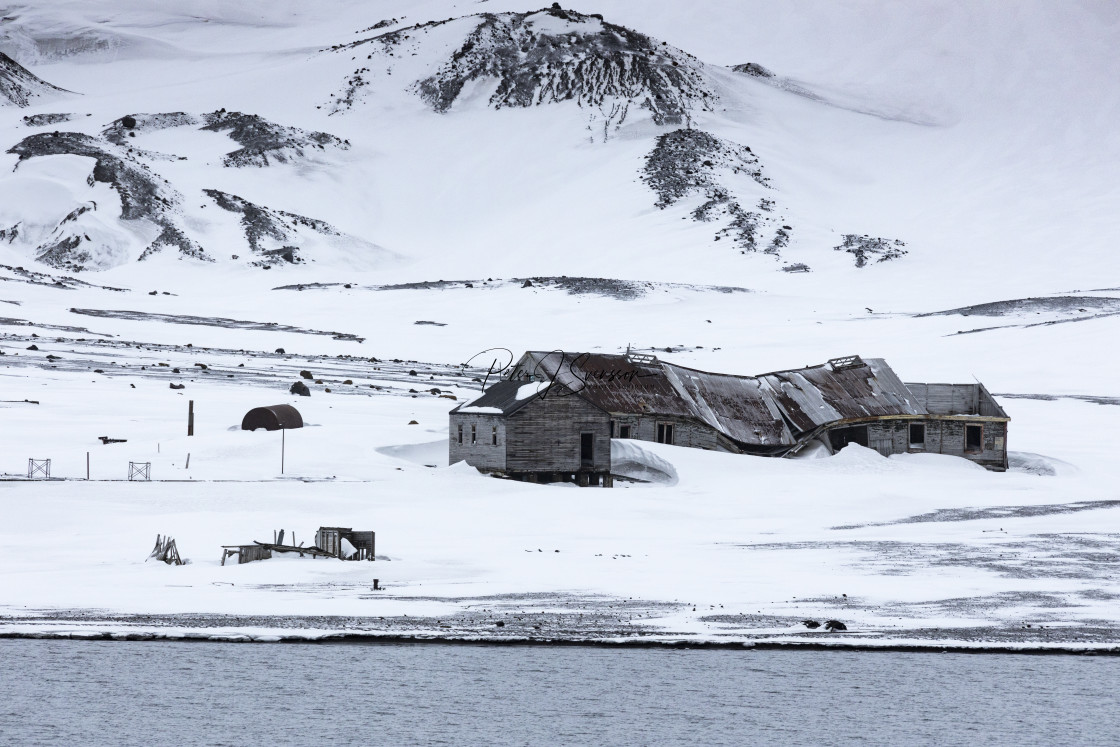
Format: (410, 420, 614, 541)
(757, 357, 925, 433)
(513, 351, 930, 450)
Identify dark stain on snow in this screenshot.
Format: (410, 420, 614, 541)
(274, 276, 751, 300)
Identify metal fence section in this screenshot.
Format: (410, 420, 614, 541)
(128, 461, 151, 481)
(27, 458, 50, 479)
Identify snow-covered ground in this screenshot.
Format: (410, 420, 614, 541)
(1, 1, 1118, 648)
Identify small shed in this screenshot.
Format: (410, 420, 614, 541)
(241, 404, 303, 431)
(316, 527, 375, 560)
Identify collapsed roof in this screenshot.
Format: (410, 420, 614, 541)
(506, 351, 1004, 454)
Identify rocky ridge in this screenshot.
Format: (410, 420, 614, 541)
(0, 51, 65, 108)
(330, 6, 714, 133)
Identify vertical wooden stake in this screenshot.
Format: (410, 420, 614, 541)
(187, 400, 195, 437)
(281, 427, 286, 475)
(86, 451, 90, 480)
(185, 453, 191, 469)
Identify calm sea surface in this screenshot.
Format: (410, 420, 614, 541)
(0, 640, 1117, 746)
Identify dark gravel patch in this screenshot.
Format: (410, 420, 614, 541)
(834, 500, 1120, 529)
(22, 112, 75, 126)
(919, 296, 1120, 318)
(273, 276, 751, 300)
(68, 308, 364, 342)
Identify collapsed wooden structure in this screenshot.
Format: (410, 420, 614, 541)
(449, 352, 1010, 482)
(220, 527, 375, 565)
(148, 534, 183, 565)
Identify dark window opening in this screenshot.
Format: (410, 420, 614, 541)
(471, 424, 476, 445)
(828, 425, 868, 451)
(619, 425, 631, 439)
(457, 424, 463, 445)
(580, 433, 594, 465)
(492, 426, 498, 446)
(966, 424, 983, 452)
(909, 423, 926, 447)
(609, 420, 615, 438)
(657, 423, 674, 444)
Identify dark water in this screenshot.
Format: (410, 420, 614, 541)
(0, 641, 1117, 746)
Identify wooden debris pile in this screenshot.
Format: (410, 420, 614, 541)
(148, 534, 183, 565)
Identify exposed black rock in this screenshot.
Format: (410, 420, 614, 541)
(824, 620, 848, 632)
(290, 381, 311, 396)
(1, 52, 67, 108)
(22, 113, 74, 126)
(917, 296, 1120, 318)
(358, 18, 401, 33)
(0, 263, 128, 291)
(102, 112, 199, 146)
(333, 8, 714, 128)
(68, 308, 365, 342)
(200, 110, 348, 167)
(802, 619, 821, 629)
(834, 234, 908, 267)
(644, 128, 791, 255)
(730, 62, 774, 78)
(6, 132, 209, 268)
(204, 189, 344, 267)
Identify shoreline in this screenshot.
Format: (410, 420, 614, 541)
(2, 628, 1117, 656)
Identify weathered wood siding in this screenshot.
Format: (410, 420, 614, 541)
(506, 394, 610, 473)
(832, 417, 1007, 470)
(449, 413, 506, 471)
(609, 413, 735, 452)
(905, 383, 980, 415)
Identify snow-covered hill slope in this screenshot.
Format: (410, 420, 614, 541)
(0, 50, 66, 107)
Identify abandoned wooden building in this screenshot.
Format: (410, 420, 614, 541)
(448, 352, 1009, 481)
(448, 378, 613, 485)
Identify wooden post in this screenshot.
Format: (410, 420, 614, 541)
(86, 451, 90, 480)
(281, 427, 285, 475)
(185, 453, 191, 469)
(187, 400, 194, 437)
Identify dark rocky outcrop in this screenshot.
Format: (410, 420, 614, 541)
(289, 381, 311, 396)
(6, 131, 209, 269)
(204, 189, 339, 267)
(1, 52, 67, 108)
(834, 234, 908, 267)
(332, 7, 714, 128)
(644, 128, 791, 255)
(200, 110, 348, 167)
(22, 113, 74, 126)
(102, 112, 198, 146)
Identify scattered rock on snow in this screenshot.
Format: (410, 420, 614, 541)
(834, 234, 908, 267)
